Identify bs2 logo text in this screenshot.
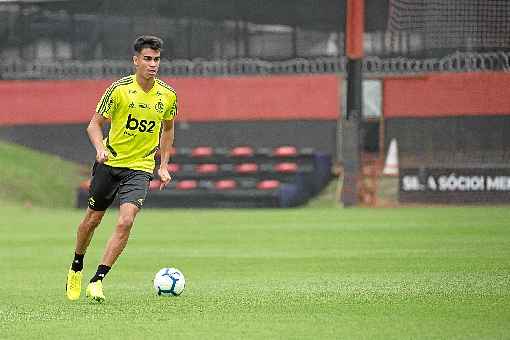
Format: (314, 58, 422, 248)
(125, 114, 156, 133)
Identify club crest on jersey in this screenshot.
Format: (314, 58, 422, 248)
(155, 101, 164, 113)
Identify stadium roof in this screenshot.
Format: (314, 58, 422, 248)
(0, 0, 69, 3)
(6, 0, 387, 32)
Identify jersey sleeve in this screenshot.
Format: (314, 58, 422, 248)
(95, 84, 119, 119)
(163, 93, 178, 120)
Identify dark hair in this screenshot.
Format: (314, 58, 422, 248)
(133, 35, 163, 53)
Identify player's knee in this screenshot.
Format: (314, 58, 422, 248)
(117, 215, 134, 231)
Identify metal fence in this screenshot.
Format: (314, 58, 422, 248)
(1, 52, 509, 80)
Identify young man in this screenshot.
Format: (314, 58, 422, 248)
(66, 35, 177, 303)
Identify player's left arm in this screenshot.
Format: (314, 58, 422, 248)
(157, 119, 174, 190)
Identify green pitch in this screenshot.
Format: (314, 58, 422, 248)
(1, 204, 509, 339)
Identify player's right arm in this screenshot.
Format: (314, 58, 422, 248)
(87, 113, 110, 163)
(90, 81, 119, 163)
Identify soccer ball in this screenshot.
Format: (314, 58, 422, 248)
(153, 268, 186, 296)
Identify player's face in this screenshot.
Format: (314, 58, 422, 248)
(133, 48, 161, 79)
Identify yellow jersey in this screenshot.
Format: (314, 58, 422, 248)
(95, 75, 177, 173)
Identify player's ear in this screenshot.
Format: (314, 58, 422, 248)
(133, 55, 138, 66)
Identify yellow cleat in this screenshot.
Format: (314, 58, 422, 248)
(86, 281, 106, 303)
(66, 269, 83, 301)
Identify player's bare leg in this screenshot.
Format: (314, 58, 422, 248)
(75, 208, 106, 254)
(86, 203, 140, 302)
(67, 208, 105, 300)
(101, 202, 140, 267)
(86, 203, 140, 303)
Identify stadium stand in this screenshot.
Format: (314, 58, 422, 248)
(76, 145, 332, 208)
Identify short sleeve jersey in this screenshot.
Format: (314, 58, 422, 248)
(95, 75, 177, 173)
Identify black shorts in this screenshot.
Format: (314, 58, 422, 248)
(88, 162, 153, 211)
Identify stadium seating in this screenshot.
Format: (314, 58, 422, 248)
(76, 145, 332, 208)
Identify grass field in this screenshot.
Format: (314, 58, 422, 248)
(0, 141, 83, 208)
(1, 204, 509, 339)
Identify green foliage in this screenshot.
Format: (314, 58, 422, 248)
(1, 206, 509, 339)
(0, 141, 84, 208)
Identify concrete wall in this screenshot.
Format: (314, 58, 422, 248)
(1, 72, 510, 166)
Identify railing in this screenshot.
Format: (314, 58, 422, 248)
(1, 52, 509, 80)
(366, 52, 510, 75)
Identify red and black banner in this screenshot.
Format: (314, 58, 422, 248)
(0, 75, 340, 125)
(384, 73, 510, 118)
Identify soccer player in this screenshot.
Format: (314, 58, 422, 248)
(65, 35, 177, 303)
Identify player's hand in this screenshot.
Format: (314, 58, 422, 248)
(158, 166, 172, 190)
(96, 148, 109, 163)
